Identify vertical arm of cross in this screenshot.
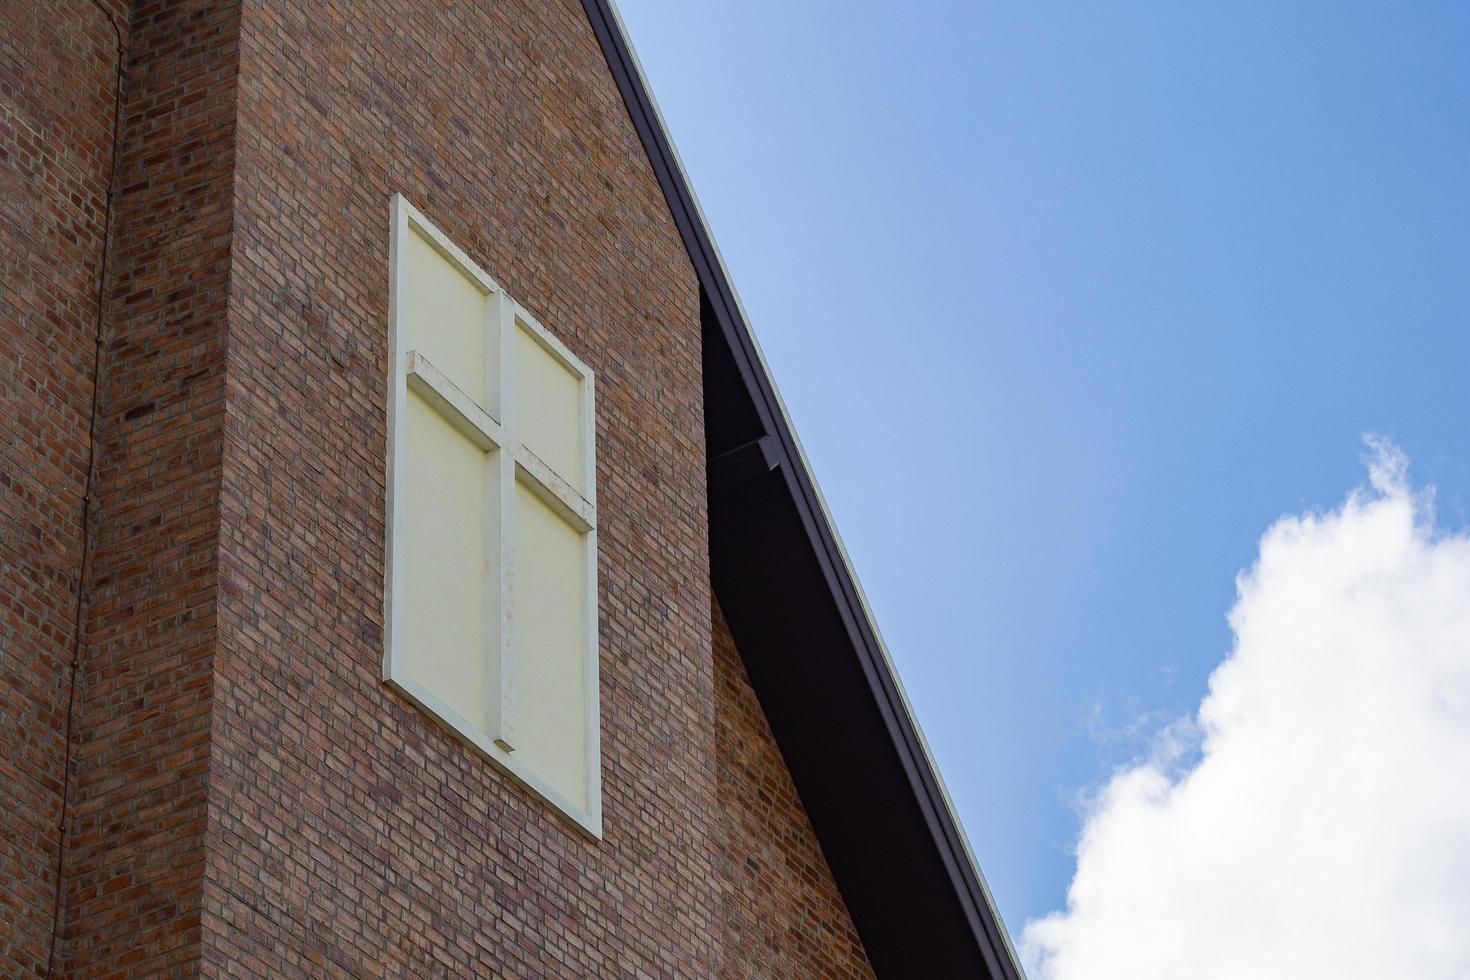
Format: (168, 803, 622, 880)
(492, 293, 517, 754)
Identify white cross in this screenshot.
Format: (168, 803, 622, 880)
(404, 348, 595, 752)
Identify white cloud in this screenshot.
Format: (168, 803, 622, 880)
(1023, 438, 1470, 980)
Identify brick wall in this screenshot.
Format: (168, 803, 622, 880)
(55, 0, 242, 975)
(204, 0, 720, 974)
(1, 0, 880, 975)
(0, 2, 120, 973)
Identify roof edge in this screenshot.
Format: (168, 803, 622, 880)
(578, 2, 1026, 976)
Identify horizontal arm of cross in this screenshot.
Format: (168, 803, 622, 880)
(406, 349, 596, 533)
(405, 349, 504, 450)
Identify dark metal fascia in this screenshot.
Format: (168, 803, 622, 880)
(576, 3, 1024, 976)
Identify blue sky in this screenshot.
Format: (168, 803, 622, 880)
(613, 0, 1470, 936)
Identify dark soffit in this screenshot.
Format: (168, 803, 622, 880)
(577, 3, 1026, 976)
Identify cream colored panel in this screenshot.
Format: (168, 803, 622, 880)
(403, 226, 490, 407)
(514, 322, 583, 490)
(402, 389, 493, 729)
(512, 480, 589, 811)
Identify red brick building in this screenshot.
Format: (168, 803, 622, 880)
(0, 1, 1022, 976)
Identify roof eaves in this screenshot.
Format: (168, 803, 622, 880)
(578, 2, 1026, 976)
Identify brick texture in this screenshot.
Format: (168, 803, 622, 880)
(0, 2, 120, 973)
(206, 2, 724, 973)
(55, 0, 241, 975)
(1, 0, 879, 975)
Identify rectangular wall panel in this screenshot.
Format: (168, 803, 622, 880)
(514, 320, 585, 491)
(402, 389, 496, 730)
(403, 226, 492, 408)
(512, 480, 590, 811)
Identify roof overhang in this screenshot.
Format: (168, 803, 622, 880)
(579, 3, 1026, 975)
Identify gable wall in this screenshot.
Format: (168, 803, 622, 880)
(205, 0, 720, 973)
(0, 1, 880, 975)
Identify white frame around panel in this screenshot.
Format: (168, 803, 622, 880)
(384, 193, 602, 838)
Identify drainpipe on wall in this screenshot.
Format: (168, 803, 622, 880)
(47, 3, 127, 974)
